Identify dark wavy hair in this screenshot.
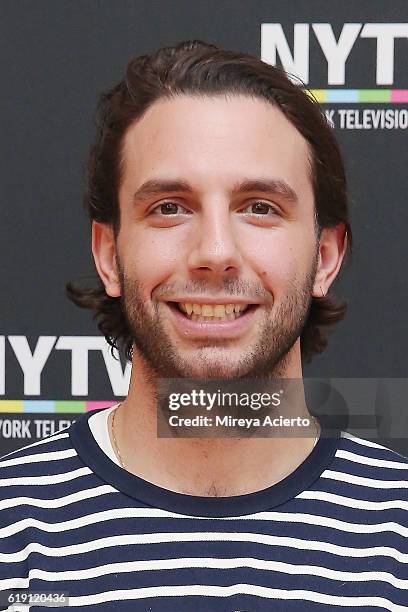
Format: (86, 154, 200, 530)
(67, 39, 352, 363)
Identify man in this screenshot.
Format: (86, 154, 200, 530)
(1, 40, 407, 611)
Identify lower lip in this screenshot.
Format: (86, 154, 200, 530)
(165, 303, 260, 338)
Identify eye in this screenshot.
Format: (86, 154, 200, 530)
(241, 201, 279, 215)
(150, 201, 190, 216)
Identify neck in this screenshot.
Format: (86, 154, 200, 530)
(110, 344, 319, 497)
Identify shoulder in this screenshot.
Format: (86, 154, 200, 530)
(0, 427, 75, 465)
(0, 424, 106, 578)
(0, 411, 99, 476)
(0, 426, 89, 487)
(322, 431, 408, 502)
(0, 424, 101, 532)
(336, 431, 408, 471)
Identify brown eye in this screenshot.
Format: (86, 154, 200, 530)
(253, 202, 271, 214)
(160, 202, 179, 215)
(245, 201, 277, 215)
(150, 201, 191, 216)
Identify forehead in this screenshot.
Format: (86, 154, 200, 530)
(120, 94, 313, 200)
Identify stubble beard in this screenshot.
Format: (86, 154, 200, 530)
(117, 255, 318, 382)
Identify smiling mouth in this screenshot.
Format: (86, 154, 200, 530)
(166, 301, 259, 322)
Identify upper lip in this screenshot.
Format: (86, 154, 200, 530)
(163, 297, 261, 305)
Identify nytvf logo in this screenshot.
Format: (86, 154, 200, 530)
(261, 23, 408, 85)
(0, 336, 131, 396)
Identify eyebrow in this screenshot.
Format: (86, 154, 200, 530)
(132, 177, 298, 206)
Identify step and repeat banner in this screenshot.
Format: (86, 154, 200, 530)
(1, 0, 407, 455)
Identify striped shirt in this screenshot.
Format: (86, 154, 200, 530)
(0, 406, 408, 610)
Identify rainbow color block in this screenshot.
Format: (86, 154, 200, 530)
(0, 400, 118, 413)
(305, 89, 408, 104)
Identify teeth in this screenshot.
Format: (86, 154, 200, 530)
(201, 305, 214, 316)
(177, 302, 250, 320)
(213, 305, 226, 317)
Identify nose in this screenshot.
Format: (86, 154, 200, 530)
(187, 207, 243, 277)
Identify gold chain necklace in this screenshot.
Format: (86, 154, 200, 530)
(111, 403, 126, 469)
(110, 404, 320, 471)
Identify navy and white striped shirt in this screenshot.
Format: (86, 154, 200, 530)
(0, 407, 407, 610)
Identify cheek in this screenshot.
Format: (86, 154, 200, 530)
(120, 229, 180, 290)
(244, 232, 301, 288)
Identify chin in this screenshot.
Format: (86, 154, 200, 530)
(180, 356, 249, 380)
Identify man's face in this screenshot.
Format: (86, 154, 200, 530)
(114, 94, 319, 379)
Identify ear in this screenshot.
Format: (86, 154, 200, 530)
(312, 223, 347, 298)
(92, 221, 121, 297)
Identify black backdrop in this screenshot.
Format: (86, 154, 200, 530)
(1, 0, 407, 454)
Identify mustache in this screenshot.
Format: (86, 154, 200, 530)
(154, 280, 273, 302)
